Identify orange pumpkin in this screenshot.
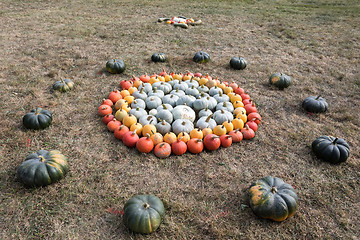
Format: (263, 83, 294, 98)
(136, 134, 154, 153)
(189, 128, 203, 139)
(154, 142, 171, 158)
(187, 139, 204, 154)
(164, 132, 177, 145)
(98, 105, 112, 116)
(150, 131, 163, 145)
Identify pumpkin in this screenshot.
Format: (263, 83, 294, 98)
(124, 95, 135, 105)
(162, 94, 179, 107)
(53, 78, 74, 92)
(102, 98, 114, 107)
(114, 99, 128, 111)
(172, 105, 196, 123)
(213, 125, 227, 136)
(155, 119, 171, 135)
(142, 123, 156, 136)
(176, 95, 196, 107)
(196, 115, 217, 130)
(302, 95, 328, 113)
(163, 132, 177, 145)
(106, 59, 125, 74)
(198, 108, 213, 118)
(190, 128, 203, 139)
(122, 114, 137, 128)
(138, 83, 152, 94)
(241, 125, 255, 140)
(150, 131, 164, 145)
(129, 107, 147, 120)
(230, 57, 247, 70)
(229, 81, 239, 90)
(156, 109, 173, 124)
(172, 138, 187, 155)
(130, 123, 143, 136)
(154, 142, 172, 158)
(122, 130, 139, 148)
(114, 125, 129, 140)
(17, 150, 69, 187)
(234, 87, 245, 95)
(203, 134, 221, 151)
(312, 136, 350, 164)
(245, 118, 258, 132)
(228, 130, 243, 143)
(131, 99, 146, 109)
(248, 176, 298, 222)
(220, 135, 232, 148)
(108, 90, 122, 103)
(115, 109, 128, 122)
(269, 73, 291, 89)
(202, 128, 213, 137)
(132, 88, 148, 101)
(149, 88, 165, 98)
(216, 102, 234, 112)
(232, 118, 244, 130)
(23, 108, 53, 130)
(120, 89, 130, 99)
(151, 53, 166, 63)
(213, 109, 233, 125)
(120, 79, 133, 90)
(139, 74, 150, 83)
(102, 114, 114, 125)
(247, 112, 262, 125)
(177, 132, 190, 143)
(136, 134, 154, 153)
(98, 104, 113, 117)
(172, 119, 194, 135)
(244, 101, 257, 114)
(187, 139, 204, 154)
(107, 119, 122, 132)
(193, 51, 210, 63)
(222, 120, 234, 133)
(123, 194, 165, 234)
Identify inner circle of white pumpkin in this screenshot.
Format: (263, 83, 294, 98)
(125, 73, 242, 136)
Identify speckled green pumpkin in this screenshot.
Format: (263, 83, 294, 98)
(269, 73, 291, 89)
(106, 59, 125, 74)
(151, 53, 166, 62)
(123, 194, 165, 234)
(249, 176, 298, 222)
(193, 51, 210, 63)
(53, 79, 74, 92)
(230, 57, 247, 70)
(17, 150, 69, 187)
(23, 108, 52, 130)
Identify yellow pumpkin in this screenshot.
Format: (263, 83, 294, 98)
(114, 99, 128, 110)
(130, 123, 143, 136)
(222, 121, 234, 133)
(164, 132, 177, 145)
(190, 128, 204, 139)
(120, 89, 130, 98)
(233, 107, 247, 116)
(124, 95, 135, 104)
(142, 124, 156, 136)
(128, 86, 138, 95)
(233, 100, 244, 109)
(115, 109, 128, 121)
(151, 131, 164, 145)
(202, 128, 213, 137)
(123, 114, 137, 127)
(178, 132, 190, 143)
(232, 118, 244, 130)
(213, 125, 227, 136)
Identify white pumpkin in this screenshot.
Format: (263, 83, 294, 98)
(172, 105, 196, 123)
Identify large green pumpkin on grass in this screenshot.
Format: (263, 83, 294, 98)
(123, 194, 165, 234)
(53, 78, 74, 92)
(17, 150, 69, 187)
(193, 51, 210, 63)
(269, 73, 291, 89)
(23, 108, 52, 130)
(248, 176, 298, 222)
(106, 59, 125, 74)
(312, 135, 350, 164)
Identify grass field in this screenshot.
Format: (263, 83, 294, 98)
(0, 0, 359, 239)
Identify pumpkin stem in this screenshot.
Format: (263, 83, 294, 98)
(316, 95, 321, 100)
(39, 156, 46, 162)
(332, 137, 338, 144)
(271, 186, 277, 193)
(35, 108, 41, 115)
(143, 203, 150, 209)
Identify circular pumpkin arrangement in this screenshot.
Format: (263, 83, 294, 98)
(98, 70, 262, 157)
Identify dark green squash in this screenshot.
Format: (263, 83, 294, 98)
(230, 57, 247, 70)
(23, 108, 52, 130)
(269, 73, 291, 89)
(151, 53, 166, 62)
(106, 59, 125, 74)
(17, 150, 69, 187)
(123, 194, 165, 234)
(302, 95, 328, 113)
(193, 51, 210, 63)
(312, 135, 350, 164)
(249, 176, 298, 222)
(53, 78, 74, 92)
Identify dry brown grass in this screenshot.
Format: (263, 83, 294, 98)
(0, 0, 359, 239)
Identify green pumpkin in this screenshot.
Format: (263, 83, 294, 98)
(106, 59, 125, 74)
(193, 51, 210, 63)
(123, 194, 165, 234)
(230, 57, 247, 70)
(23, 108, 52, 130)
(53, 78, 74, 92)
(269, 73, 291, 89)
(312, 135, 350, 164)
(249, 176, 298, 222)
(302, 95, 328, 113)
(17, 150, 69, 187)
(151, 53, 166, 62)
